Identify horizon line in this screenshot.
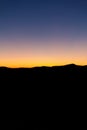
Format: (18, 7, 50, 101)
(0, 63, 87, 69)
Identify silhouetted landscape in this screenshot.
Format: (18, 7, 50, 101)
(0, 64, 87, 86)
(0, 120, 24, 128)
(1, 0, 87, 128)
(0, 64, 87, 126)
(0, 64, 87, 128)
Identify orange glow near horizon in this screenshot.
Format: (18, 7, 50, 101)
(0, 56, 87, 68)
(0, 39, 87, 68)
(0, 58, 87, 68)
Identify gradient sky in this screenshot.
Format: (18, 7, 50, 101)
(0, 0, 87, 67)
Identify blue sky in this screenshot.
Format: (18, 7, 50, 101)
(0, 0, 87, 67)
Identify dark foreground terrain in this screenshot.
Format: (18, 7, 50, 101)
(0, 64, 87, 128)
(0, 120, 24, 128)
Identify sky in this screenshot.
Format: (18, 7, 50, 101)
(0, 0, 87, 67)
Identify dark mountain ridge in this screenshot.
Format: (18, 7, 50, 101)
(0, 64, 87, 88)
(0, 64, 87, 128)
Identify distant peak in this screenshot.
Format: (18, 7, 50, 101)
(68, 64, 76, 66)
(64, 64, 77, 67)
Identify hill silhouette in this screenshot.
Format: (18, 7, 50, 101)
(0, 64, 87, 128)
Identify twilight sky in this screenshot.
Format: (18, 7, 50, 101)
(0, 0, 87, 67)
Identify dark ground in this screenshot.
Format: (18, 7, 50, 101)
(0, 120, 24, 128)
(0, 64, 87, 128)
